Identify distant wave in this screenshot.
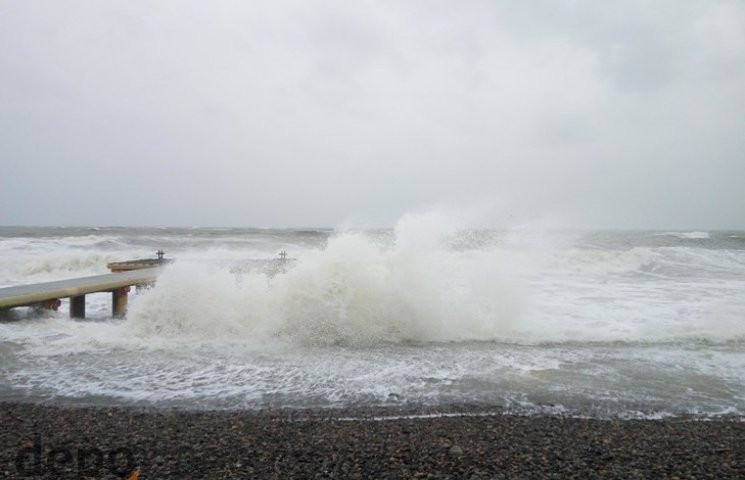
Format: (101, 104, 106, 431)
(655, 231, 710, 239)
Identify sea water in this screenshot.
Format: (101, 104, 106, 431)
(1, 218, 744, 418)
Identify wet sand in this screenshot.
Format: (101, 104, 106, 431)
(1, 402, 744, 479)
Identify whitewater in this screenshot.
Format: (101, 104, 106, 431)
(1, 218, 744, 418)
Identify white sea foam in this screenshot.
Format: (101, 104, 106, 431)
(2, 221, 744, 416)
(114, 220, 745, 347)
(125, 214, 527, 346)
(657, 231, 710, 239)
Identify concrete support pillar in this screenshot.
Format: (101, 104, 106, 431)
(70, 295, 85, 318)
(112, 286, 129, 318)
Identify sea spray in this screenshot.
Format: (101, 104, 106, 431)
(126, 215, 526, 345)
(2, 225, 745, 415)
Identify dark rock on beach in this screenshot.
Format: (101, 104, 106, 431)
(1, 402, 744, 479)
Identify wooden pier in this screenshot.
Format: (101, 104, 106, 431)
(0, 268, 161, 318)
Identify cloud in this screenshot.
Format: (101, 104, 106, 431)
(1, 0, 743, 228)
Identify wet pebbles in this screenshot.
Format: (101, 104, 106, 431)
(1, 403, 744, 479)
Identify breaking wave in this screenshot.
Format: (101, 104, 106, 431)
(2, 222, 745, 415)
(126, 214, 526, 346)
(656, 231, 710, 239)
(123, 220, 745, 347)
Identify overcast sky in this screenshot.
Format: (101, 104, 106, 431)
(1, 0, 743, 229)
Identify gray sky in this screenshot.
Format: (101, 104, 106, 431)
(1, 0, 744, 229)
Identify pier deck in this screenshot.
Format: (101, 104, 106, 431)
(0, 268, 161, 317)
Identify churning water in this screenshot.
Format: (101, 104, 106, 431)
(1, 217, 744, 418)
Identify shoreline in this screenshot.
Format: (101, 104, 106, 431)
(1, 402, 744, 478)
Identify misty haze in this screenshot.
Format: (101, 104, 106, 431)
(1, 2, 744, 479)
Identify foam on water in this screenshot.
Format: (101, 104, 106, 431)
(116, 222, 745, 347)
(1, 220, 744, 417)
(125, 216, 525, 346)
(657, 231, 711, 239)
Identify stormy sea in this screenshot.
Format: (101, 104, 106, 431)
(1, 220, 744, 420)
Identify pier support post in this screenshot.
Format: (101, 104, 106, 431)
(70, 295, 85, 318)
(112, 287, 129, 318)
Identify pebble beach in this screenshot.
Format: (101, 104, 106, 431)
(1, 403, 744, 479)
